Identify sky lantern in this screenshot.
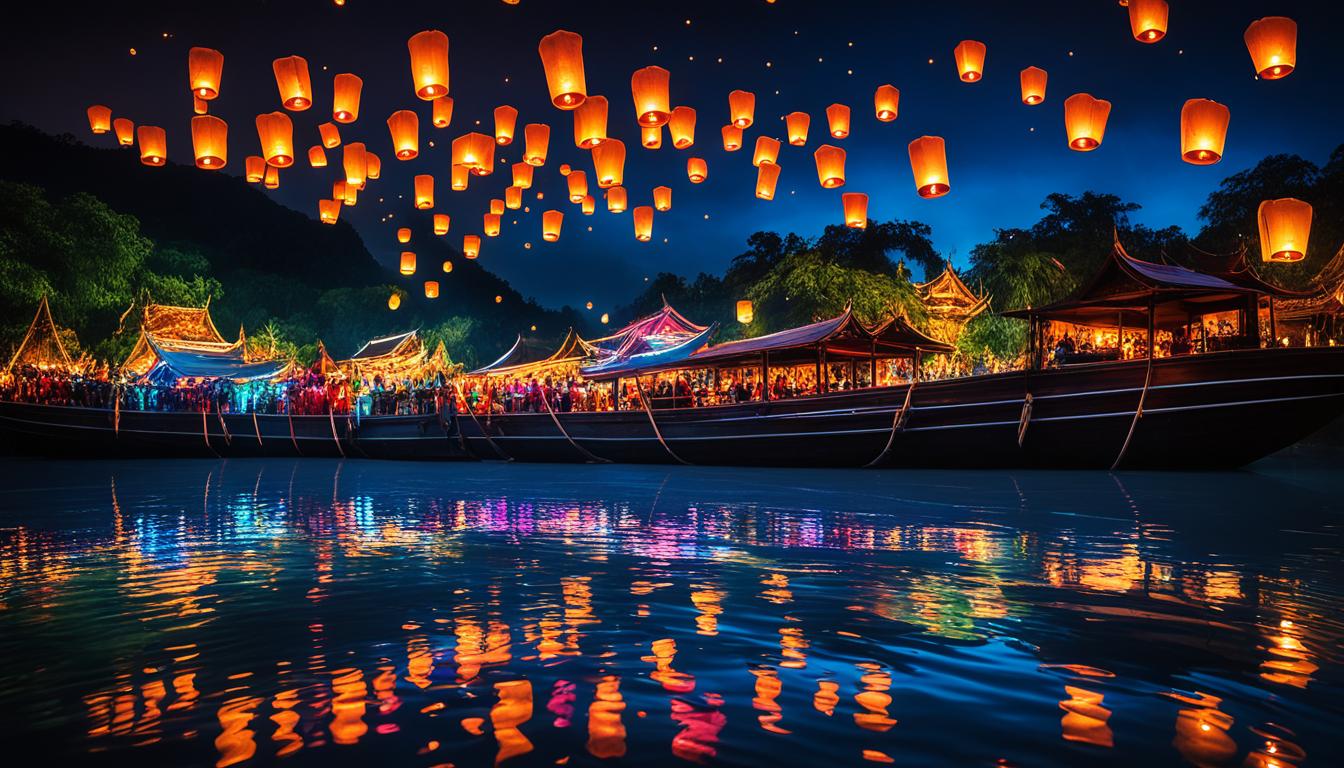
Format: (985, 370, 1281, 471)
(642, 125, 663, 149)
(908, 135, 950, 198)
(1020, 67, 1048, 105)
(600, 312, 610, 324)
(736, 300, 754, 324)
(319, 199, 340, 224)
(756, 162, 781, 200)
(573, 94, 608, 148)
(542, 209, 564, 241)
(687, 157, 708, 183)
(633, 206, 654, 241)
(581, 195, 596, 215)
(592, 138, 626, 187)
(332, 73, 362, 122)
(343, 142, 368, 187)
(785, 112, 809, 146)
(567, 170, 589, 203)
(1064, 93, 1112, 151)
(400, 251, 417, 275)
(722, 124, 743, 151)
(825, 104, 851, 139)
(137, 125, 166, 166)
(308, 145, 327, 167)
(1245, 17, 1297, 79)
(813, 145, 846, 188)
(1180, 99, 1229, 165)
(264, 165, 280, 189)
(523, 123, 549, 165)
(538, 30, 587, 109)
(366, 152, 381, 179)
(442, 260, 453, 273)
(272, 56, 312, 110)
(86, 105, 112, 134)
(753, 136, 780, 166)
(188, 47, 224, 100)
(513, 161, 534, 188)
(333, 179, 348, 204)
(463, 234, 480, 258)
(397, 227, 412, 243)
(408, 30, 450, 99)
(484, 213, 502, 236)
(490, 198, 505, 215)
(385, 110, 419, 160)
(494, 105, 518, 145)
(414, 174, 434, 209)
(434, 214, 450, 234)
(190, 115, 227, 169)
(874, 85, 899, 121)
(429, 97, 454, 130)
(255, 111, 294, 167)
(452, 132, 495, 175)
(607, 186, 628, 212)
(1257, 198, 1312, 262)
(728, 90, 755, 129)
(319, 122, 341, 149)
(505, 185, 523, 209)
(953, 40, 987, 82)
(388, 292, 401, 311)
(560, 163, 572, 177)
(451, 164, 469, 190)
(340, 178, 357, 204)
(631, 66, 671, 126)
(1129, 0, 1168, 43)
(669, 106, 696, 149)
(653, 185, 672, 211)
(495, 295, 503, 304)
(245, 155, 265, 182)
(193, 97, 208, 116)
(842, 192, 868, 228)
(113, 118, 135, 146)
(425, 281, 439, 299)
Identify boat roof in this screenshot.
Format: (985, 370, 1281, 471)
(142, 336, 291, 384)
(346, 329, 418, 361)
(468, 327, 596, 376)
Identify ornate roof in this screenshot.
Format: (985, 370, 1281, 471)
(917, 262, 990, 319)
(4, 296, 79, 374)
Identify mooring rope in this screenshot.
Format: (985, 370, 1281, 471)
(541, 390, 610, 463)
(328, 404, 346, 458)
(634, 375, 690, 466)
(864, 350, 921, 469)
(287, 407, 302, 456)
(252, 410, 263, 446)
(453, 383, 511, 461)
(1017, 393, 1034, 448)
(1111, 353, 1155, 471)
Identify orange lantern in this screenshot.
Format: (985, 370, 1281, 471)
(785, 112, 809, 146)
(193, 96, 208, 116)
(842, 192, 868, 228)
(908, 136, 950, 198)
(874, 85, 900, 121)
(722, 124, 743, 152)
(397, 227, 412, 243)
(642, 125, 663, 149)
(505, 186, 523, 209)
(319, 121, 341, 149)
(581, 195, 596, 215)
(542, 209, 564, 241)
(538, 30, 587, 109)
(592, 139, 626, 188)
(755, 163, 781, 200)
(432, 95, 454, 128)
(1257, 198, 1312, 262)
(414, 174, 434, 209)
(425, 281, 439, 299)
(607, 186, 628, 213)
(490, 198, 505, 215)
(567, 170, 589, 203)
(245, 155, 265, 182)
(826, 104, 851, 139)
(308, 145, 327, 167)
(385, 110, 419, 160)
(451, 164, 469, 191)
(340, 178, 356, 204)
(523, 123, 549, 165)
(264, 165, 280, 190)
(434, 214, 451, 235)
(1128, 0, 1168, 43)
(573, 94, 608, 149)
(272, 55, 312, 110)
(137, 125, 166, 166)
(319, 199, 340, 224)
(1064, 93, 1111, 151)
(813, 145, 845, 188)
(653, 185, 672, 212)
(687, 157, 708, 183)
(113, 118, 134, 147)
(1245, 17, 1296, 80)
(400, 251, 416, 275)
(333, 179, 348, 204)
(343, 142, 367, 187)
(332, 73, 362, 122)
(388, 292, 401, 311)
(1180, 99, 1229, 165)
(669, 106, 696, 149)
(495, 295, 503, 304)
(953, 40, 987, 82)
(190, 115, 227, 169)
(188, 47, 224, 100)
(1020, 67, 1048, 105)
(513, 162, 534, 189)
(633, 206, 654, 242)
(452, 132, 495, 175)
(494, 104, 518, 145)
(736, 300, 754, 324)
(631, 66, 671, 127)
(442, 260, 453, 273)
(366, 152, 381, 179)
(484, 213, 502, 236)
(255, 111, 294, 167)
(87, 105, 112, 134)
(408, 30, 450, 99)
(753, 136, 780, 167)
(728, 90, 755, 128)
(463, 234, 480, 258)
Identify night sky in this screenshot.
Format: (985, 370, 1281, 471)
(3, 0, 1342, 310)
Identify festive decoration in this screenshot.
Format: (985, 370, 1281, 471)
(813, 144, 845, 188)
(366, 152, 381, 179)
(397, 227, 412, 243)
(523, 123, 549, 165)
(452, 132, 495, 174)
(653, 185, 672, 211)
(408, 30, 450, 99)
(753, 135, 780, 166)
(494, 104, 518, 145)
(1180, 98, 1229, 165)
(642, 124, 662, 149)
(1020, 67, 1047, 105)
(633, 205, 654, 241)
(736, 300, 754, 324)
(538, 30, 587, 109)
(513, 161, 534, 189)
(343, 142, 367, 187)
(842, 192, 868, 228)
(786, 112, 809, 146)
(687, 157, 708, 183)
(245, 155, 265, 182)
(722, 124, 743, 151)
(450, 164, 469, 190)
(542, 209, 564, 241)
(399, 251, 418, 276)
(607, 186, 628, 212)
(434, 214, 451, 234)
(908, 135, 950, 198)
(728, 89, 755, 128)
(188, 47, 224, 100)
(874, 85, 899, 121)
(308, 145, 327, 167)
(567, 170, 589, 203)
(319, 121, 341, 149)
(137, 125, 166, 166)
(255, 111, 294, 167)
(319, 199, 340, 224)
(484, 213, 501, 236)
(505, 185, 523, 209)
(631, 66, 671, 126)
(388, 292, 401, 310)
(1064, 93, 1111, 151)
(386, 110, 419, 159)
(755, 162, 781, 200)
(1128, 0, 1168, 43)
(424, 281, 439, 298)
(264, 165, 280, 189)
(333, 73, 362, 122)
(953, 40, 987, 82)
(669, 106, 696, 148)
(573, 94, 608, 148)
(463, 234, 480, 258)
(1244, 17, 1296, 79)
(1257, 198, 1312, 262)
(414, 174, 434, 209)
(592, 138, 626, 187)
(190, 115, 226, 169)
(272, 55, 312, 110)
(87, 105, 112, 134)
(826, 103, 850, 138)
(113, 118, 134, 147)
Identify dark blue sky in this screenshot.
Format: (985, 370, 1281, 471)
(3, 0, 1341, 310)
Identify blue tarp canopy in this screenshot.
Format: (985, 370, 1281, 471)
(580, 324, 717, 380)
(142, 339, 290, 384)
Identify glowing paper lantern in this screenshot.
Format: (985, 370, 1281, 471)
(333, 179, 348, 203)
(633, 206, 654, 241)
(1257, 198, 1312, 262)
(319, 199, 340, 224)
(332, 73, 362, 122)
(113, 118, 134, 147)
(400, 251, 416, 275)
(753, 136, 780, 167)
(136, 125, 166, 166)
(490, 199, 505, 216)
(687, 157, 707, 183)
(631, 66, 671, 127)
(538, 30, 587, 109)
(343, 142, 367, 187)
(272, 56, 312, 110)
(340, 178, 356, 204)
(756, 163, 781, 200)
(736, 300, 754, 324)
(452, 132, 495, 175)
(669, 106, 696, 149)
(601, 313, 610, 324)
(397, 227, 412, 243)
(256, 111, 294, 167)
(512, 162, 534, 189)
(1020, 67, 1048, 105)
(366, 152, 381, 179)
(728, 90, 755, 128)
(642, 125, 662, 149)
(953, 41, 987, 82)
(264, 165, 280, 189)
(451, 164, 469, 191)
(505, 186, 523, 209)
(425, 281, 439, 298)
(567, 170, 589, 203)
(308, 145, 327, 167)
(874, 85, 900, 121)
(494, 104, 518, 145)
(842, 192, 868, 228)
(189, 115, 226, 169)
(592, 138, 626, 188)
(607, 186, 628, 213)
(463, 235, 480, 258)
(443, 260, 453, 273)
(523, 123, 549, 165)
(432, 96, 454, 129)
(581, 195, 596, 215)
(434, 214, 450, 234)
(573, 94, 608, 148)
(908, 136, 950, 198)
(653, 185, 672, 211)
(385, 110, 419, 160)
(388, 293, 401, 311)
(87, 105, 112, 134)
(1128, 0, 1168, 43)
(826, 104, 851, 139)
(245, 155, 265, 182)
(1064, 93, 1111, 151)
(495, 295, 503, 304)
(1245, 17, 1296, 79)
(782, 112, 809, 146)
(722, 124, 743, 151)
(813, 145, 846, 188)
(414, 174, 434, 209)
(484, 213, 501, 236)
(542, 209, 564, 241)
(408, 30, 450, 99)
(319, 122, 341, 149)
(1180, 99, 1229, 165)
(188, 47, 224, 100)
(193, 97, 208, 116)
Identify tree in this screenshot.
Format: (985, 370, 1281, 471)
(744, 251, 927, 334)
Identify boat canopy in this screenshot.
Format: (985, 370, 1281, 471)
(4, 296, 82, 375)
(580, 324, 718, 379)
(141, 337, 291, 385)
(468, 327, 597, 376)
(121, 300, 245, 376)
(586, 303, 709, 360)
